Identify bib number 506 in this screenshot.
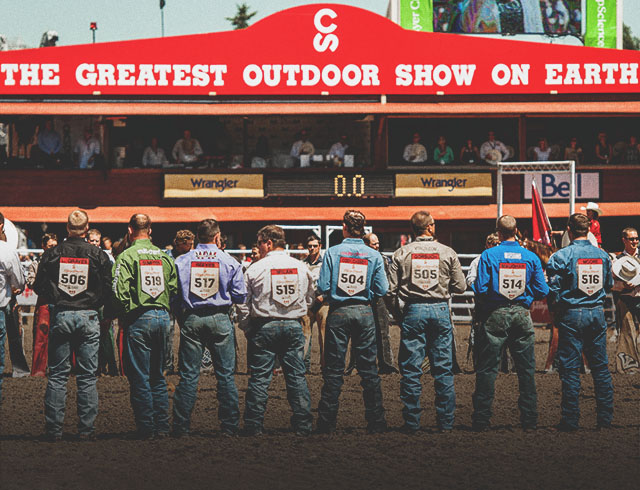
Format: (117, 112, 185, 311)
(60, 273, 86, 285)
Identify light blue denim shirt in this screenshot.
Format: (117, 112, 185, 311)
(318, 238, 389, 304)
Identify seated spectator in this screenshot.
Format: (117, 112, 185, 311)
(251, 134, 270, 168)
(290, 130, 315, 158)
(172, 130, 203, 165)
(564, 136, 583, 165)
(460, 138, 480, 164)
(433, 136, 454, 165)
(36, 120, 61, 168)
(480, 130, 509, 165)
(623, 135, 640, 165)
(74, 128, 101, 169)
(595, 131, 612, 165)
(403, 132, 428, 163)
(142, 136, 169, 168)
(329, 135, 349, 166)
(533, 137, 551, 161)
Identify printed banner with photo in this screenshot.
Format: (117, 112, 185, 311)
(430, 0, 583, 36)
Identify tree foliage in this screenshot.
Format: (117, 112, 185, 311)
(226, 3, 257, 30)
(623, 24, 640, 50)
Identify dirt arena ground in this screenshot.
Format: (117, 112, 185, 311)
(1, 322, 638, 490)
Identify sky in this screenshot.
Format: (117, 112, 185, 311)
(1, 1, 638, 48)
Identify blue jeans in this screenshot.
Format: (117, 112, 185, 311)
(472, 305, 537, 428)
(556, 306, 614, 428)
(244, 319, 312, 433)
(399, 302, 455, 430)
(44, 309, 100, 436)
(0, 306, 7, 402)
(173, 309, 239, 434)
(318, 304, 385, 430)
(124, 309, 171, 435)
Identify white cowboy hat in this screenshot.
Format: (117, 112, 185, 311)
(580, 202, 603, 217)
(613, 255, 640, 287)
(485, 149, 502, 165)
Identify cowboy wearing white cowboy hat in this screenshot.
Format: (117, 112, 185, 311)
(580, 202, 603, 247)
(612, 226, 640, 374)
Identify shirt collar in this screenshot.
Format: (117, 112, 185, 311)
(266, 250, 287, 257)
(500, 240, 520, 247)
(416, 236, 435, 242)
(343, 238, 364, 244)
(133, 238, 153, 247)
(195, 243, 220, 252)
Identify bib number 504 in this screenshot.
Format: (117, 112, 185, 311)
(340, 273, 364, 285)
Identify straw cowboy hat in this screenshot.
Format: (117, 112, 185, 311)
(580, 202, 603, 217)
(613, 255, 640, 287)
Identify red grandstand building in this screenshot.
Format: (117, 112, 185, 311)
(0, 5, 638, 250)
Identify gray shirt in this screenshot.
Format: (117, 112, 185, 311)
(388, 236, 466, 304)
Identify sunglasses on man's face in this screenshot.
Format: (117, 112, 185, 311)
(624, 237, 639, 242)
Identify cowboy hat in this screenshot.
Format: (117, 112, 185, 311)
(485, 149, 502, 165)
(580, 202, 603, 217)
(613, 255, 640, 287)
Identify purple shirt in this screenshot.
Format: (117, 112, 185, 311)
(175, 243, 247, 310)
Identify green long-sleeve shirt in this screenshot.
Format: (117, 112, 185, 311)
(112, 238, 177, 315)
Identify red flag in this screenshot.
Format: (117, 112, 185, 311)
(532, 180, 552, 246)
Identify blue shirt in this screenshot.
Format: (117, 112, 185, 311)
(318, 237, 388, 304)
(546, 239, 613, 309)
(38, 129, 62, 154)
(472, 240, 548, 310)
(174, 243, 247, 311)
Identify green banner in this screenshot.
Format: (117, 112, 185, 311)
(585, 0, 617, 48)
(400, 0, 433, 32)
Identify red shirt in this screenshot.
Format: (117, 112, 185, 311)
(590, 219, 602, 246)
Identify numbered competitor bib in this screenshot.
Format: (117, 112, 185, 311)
(499, 263, 526, 300)
(411, 253, 439, 290)
(271, 268, 298, 307)
(577, 258, 603, 296)
(190, 261, 220, 299)
(140, 259, 165, 298)
(338, 257, 367, 296)
(58, 257, 89, 296)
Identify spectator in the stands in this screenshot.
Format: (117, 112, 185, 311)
(329, 135, 350, 166)
(595, 131, 612, 165)
(172, 130, 203, 165)
(623, 135, 640, 165)
(251, 135, 270, 168)
(290, 130, 315, 159)
(460, 138, 480, 165)
(36, 120, 61, 168)
(433, 136, 454, 165)
(564, 136, 583, 165)
(74, 128, 101, 169)
(142, 136, 169, 168)
(403, 132, 428, 163)
(533, 137, 551, 161)
(480, 130, 509, 165)
(60, 124, 73, 168)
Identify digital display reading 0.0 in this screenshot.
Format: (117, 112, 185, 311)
(266, 173, 394, 198)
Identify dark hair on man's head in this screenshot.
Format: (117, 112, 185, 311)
(410, 211, 434, 236)
(174, 229, 195, 244)
(567, 213, 590, 237)
(257, 225, 286, 249)
(496, 215, 517, 238)
(343, 209, 366, 238)
(42, 233, 58, 248)
(305, 234, 321, 246)
(622, 227, 638, 239)
(197, 219, 220, 243)
(129, 214, 151, 233)
(67, 210, 89, 236)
